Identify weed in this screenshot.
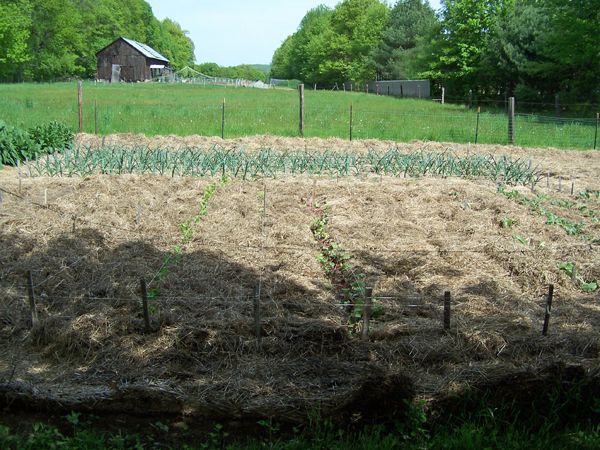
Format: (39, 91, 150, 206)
(148, 179, 225, 302)
(515, 235, 529, 246)
(501, 217, 517, 228)
(310, 205, 382, 331)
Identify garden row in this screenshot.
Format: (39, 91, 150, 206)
(28, 145, 539, 185)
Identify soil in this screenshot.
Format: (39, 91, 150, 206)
(1, 135, 599, 423)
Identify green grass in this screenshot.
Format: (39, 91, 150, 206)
(1, 417, 598, 450)
(0, 82, 598, 149)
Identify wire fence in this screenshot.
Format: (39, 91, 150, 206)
(2, 85, 599, 150)
(2, 179, 599, 342)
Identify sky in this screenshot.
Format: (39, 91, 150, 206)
(146, 0, 442, 66)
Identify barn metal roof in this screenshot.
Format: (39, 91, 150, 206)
(121, 38, 169, 62)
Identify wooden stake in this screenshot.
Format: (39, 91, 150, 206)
(441, 87, 445, 105)
(94, 99, 98, 135)
(542, 284, 554, 336)
(27, 271, 38, 328)
(78, 80, 83, 133)
(362, 287, 373, 341)
(444, 291, 451, 330)
(299, 84, 305, 138)
(140, 278, 151, 333)
(18, 165, 22, 194)
(254, 284, 262, 350)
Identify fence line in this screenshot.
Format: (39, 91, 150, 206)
(7, 82, 599, 150)
(6, 273, 596, 340)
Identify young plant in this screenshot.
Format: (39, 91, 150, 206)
(558, 262, 598, 293)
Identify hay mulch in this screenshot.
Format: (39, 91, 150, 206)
(0, 135, 599, 421)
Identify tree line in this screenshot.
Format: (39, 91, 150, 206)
(271, 0, 600, 106)
(0, 0, 195, 81)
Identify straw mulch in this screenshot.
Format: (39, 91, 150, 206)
(0, 136, 599, 422)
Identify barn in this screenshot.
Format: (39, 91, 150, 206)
(96, 37, 170, 82)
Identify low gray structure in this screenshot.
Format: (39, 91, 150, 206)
(360, 80, 430, 98)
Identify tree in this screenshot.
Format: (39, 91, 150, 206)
(288, 5, 334, 83)
(156, 19, 195, 70)
(422, 0, 514, 95)
(270, 35, 295, 79)
(540, 0, 600, 103)
(371, 0, 438, 80)
(270, 1, 389, 85)
(0, 0, 198, 81)
(25, 0, 86, 81)
(0, 0, 32, 81)
(482, 1, 552, 100)
(327, 0, 389, 82)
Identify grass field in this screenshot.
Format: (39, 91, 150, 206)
(0, 82, 598, 149)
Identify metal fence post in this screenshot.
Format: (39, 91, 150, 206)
(221, 98, 225, 139)
(349, 103, 353, 141)
(362, 287, 373, 340)
(475, 107, 481, 144)
(508, 97, 515, 145)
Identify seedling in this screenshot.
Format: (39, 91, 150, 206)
(501, 217, 517, 228)
(558, 262, 598, 292)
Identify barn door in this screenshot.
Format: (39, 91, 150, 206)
(111, 64, 121, 83)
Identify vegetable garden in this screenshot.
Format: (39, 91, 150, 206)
(0, 134, 599, 436)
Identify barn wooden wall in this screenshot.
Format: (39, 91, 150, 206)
(96, 40, 163, 82)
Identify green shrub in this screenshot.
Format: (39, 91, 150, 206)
(0, 121, 73, 167)
(0, 120, 40, 166)
(29, 121, 74, 153)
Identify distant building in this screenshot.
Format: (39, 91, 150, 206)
(96, 37, 169, 82)
(360, 80, 431, 98)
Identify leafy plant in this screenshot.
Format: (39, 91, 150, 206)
(558, 262, 575, 278)
(0, 120, 40, 166)
(310, 206, 383, 331)
(558, 262, 598, 292)
(29, 121, 74, 153)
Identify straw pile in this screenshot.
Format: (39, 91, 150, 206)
(0, 136, 598, 422)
